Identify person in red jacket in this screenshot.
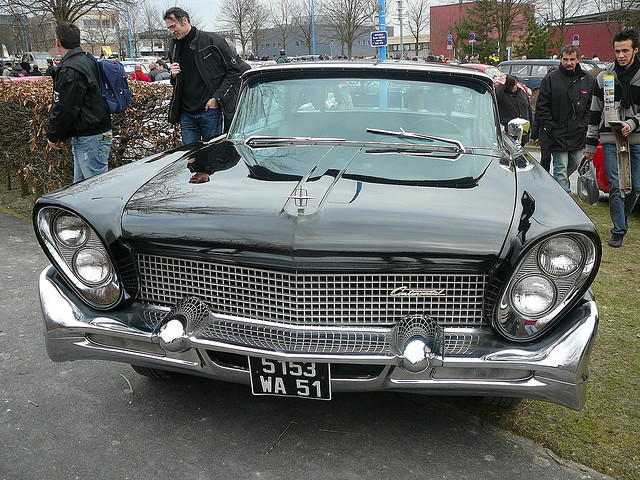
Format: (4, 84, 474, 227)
(131, 64, 151, 82)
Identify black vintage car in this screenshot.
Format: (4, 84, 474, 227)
(34, 61, 601, 409)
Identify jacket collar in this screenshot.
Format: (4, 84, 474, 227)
(59, 47, 86, 67)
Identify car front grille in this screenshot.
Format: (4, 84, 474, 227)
(136, 254, 487, 328)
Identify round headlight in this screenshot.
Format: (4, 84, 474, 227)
(73, 248, 110, 285)
(511, 275, 556, 316)
(539, 236, 582, 276)
(53, 213, 89, 248)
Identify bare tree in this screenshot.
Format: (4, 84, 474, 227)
(535, 0, 582, 51)
(462, 0, 531, 60)
(593, 0, 640, 35)
(0, 0, 132, 24)
(270, 0, 294, 52)
(405, 0, 429, 56)
(220, 0, 257, 55)
(320, 0, 377, 58)
(291, 0, 323, 55)
(136, 0, 164, 55)
(79, 9, 119, 56)
(248, 1, 270, 56)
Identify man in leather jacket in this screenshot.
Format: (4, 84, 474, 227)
(46, 22, 112, 183)
(535, 45, 594, 193)
(163, 7, 242, 144)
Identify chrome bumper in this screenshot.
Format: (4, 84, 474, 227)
(39, 266, 599, 409)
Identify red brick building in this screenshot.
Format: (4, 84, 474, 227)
(550, 14, 626, 62)
(429, 2, 529, 59)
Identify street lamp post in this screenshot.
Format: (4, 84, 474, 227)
(126, 5, 134, 58)
(378, 0, 386, 60)
(312, 0, 316, 56)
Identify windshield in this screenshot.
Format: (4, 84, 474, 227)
(228, 77, 499, 149)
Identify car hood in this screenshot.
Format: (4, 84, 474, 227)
(122, 141, 516, 267)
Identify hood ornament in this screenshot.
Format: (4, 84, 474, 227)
(287, 186, 316, 213)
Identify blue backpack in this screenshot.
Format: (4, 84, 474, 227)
(88, 54, 132, 114)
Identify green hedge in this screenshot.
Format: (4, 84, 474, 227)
(0, 78, 181, 193)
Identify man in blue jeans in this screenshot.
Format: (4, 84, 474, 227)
(586, 29, 640, 248)
(164, 7, 242, 144)
(46, 22, 112, 182)
(536, 45, 594, 192)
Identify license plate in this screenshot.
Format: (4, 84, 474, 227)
(248, 357, 331, 400)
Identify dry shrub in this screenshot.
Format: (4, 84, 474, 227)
(0, 78, 181, 193)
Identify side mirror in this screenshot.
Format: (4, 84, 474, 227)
(507, 118, 530, 144)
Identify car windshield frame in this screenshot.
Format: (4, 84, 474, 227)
(228, 70, 500, 150)
(227, 68, 502, 183)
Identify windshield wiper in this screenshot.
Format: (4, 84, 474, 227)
(244, 136, 346, 148)
(366, 128, 465, 154)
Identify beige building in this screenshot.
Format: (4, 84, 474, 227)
(386, 34, 431, 58)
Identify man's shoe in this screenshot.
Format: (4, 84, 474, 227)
(608, 234, 624, 248)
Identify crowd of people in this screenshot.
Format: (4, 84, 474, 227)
(1, 55, 54, 77)
(494, 32, 639, 249)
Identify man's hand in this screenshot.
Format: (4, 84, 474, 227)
(585, 152, 595, 161)
(205, 97, 219, 111)
(621, 121, 632, 136)
(169, 62, 181, 77)
(47, 140, 60, 151)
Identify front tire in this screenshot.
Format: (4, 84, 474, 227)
(481, 396, 523, 407)
(131, 365, 173, 379)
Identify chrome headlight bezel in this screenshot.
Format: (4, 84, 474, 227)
(494, 232, 598, 342)
(35, 206, 121, 309)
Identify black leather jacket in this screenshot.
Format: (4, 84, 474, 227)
(46, 47, 111, 143)
(535, 64, 594, 151)
(168, 28, 243, 131)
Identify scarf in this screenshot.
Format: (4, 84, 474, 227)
(614, 55, 640, 108)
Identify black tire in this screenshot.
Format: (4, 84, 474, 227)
(481, 396, 523, 407)
(131, 364, 173, 379)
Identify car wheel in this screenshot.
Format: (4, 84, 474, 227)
(131, 364, 173, 379)
(481, 396, 522, 407)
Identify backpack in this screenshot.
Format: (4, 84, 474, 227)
(88, 54, 132, 114)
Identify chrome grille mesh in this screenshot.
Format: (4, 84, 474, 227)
(137, 254, 487, 327)
(200, 320, 391, 354)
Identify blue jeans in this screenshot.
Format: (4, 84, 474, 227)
(71, 131, 112, 182)
(601, 143, 640, 236)
(180, 108, 222, 145)
(551, 149, 582, 193)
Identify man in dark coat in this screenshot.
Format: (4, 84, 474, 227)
(46, 22, 112, 182)
(164, 6, 242, 144)
(535, 45, 594, 192)
(495, 74, 532, 145)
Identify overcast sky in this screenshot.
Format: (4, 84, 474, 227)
(150, 0, 225, 31)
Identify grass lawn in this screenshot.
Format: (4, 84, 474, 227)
(457, 198, 640, 480)
(1, 172, 638, 479)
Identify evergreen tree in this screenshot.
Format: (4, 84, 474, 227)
(514, 12, 552, 59)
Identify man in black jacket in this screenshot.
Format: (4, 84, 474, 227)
(46, 22, 112, 182)
(535, 45, 594, 192)
(164, 7, 242, 144)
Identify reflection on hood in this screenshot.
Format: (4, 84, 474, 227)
(187, 141, 240, 182)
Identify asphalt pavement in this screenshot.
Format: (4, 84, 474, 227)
(0, 210, 613, 480)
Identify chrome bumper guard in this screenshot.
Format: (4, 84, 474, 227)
(39, 266, 599, 409)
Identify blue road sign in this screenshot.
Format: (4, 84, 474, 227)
(447, 34, 453, 40)
(470, 33, 475, 40)
(371, 31, 388, 47)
